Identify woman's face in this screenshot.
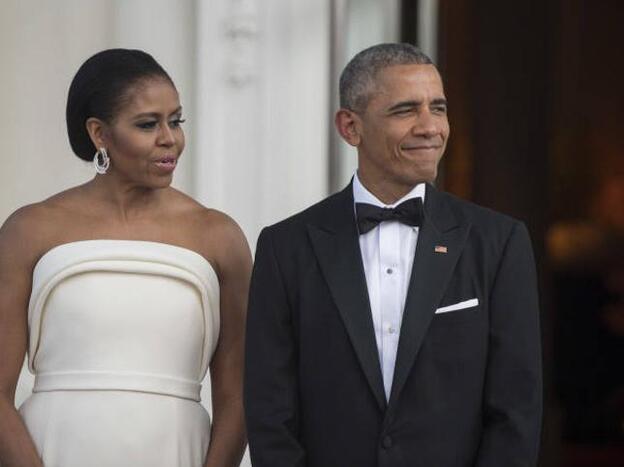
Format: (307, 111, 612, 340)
(103, 78, 185, 189)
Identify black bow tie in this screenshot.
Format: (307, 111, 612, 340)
(356, 197, 424, 234)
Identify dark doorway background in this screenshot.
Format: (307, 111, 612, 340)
(401, 0, 624, 466)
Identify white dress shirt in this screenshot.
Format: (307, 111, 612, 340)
(353, 173, 425, 401)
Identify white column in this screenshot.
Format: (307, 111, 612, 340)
(418, 0, 439, 62)
(194, 0, 331, 249)
(194, 4, 329, 464)
(333, 0, 401, 190)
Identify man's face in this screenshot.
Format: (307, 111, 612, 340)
(354, 64, 450, 200)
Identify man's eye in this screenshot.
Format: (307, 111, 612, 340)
(432, 106, 447, 114)
(136, 121, 157, 129)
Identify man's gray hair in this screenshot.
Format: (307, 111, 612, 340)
(339, 43, 433, 112)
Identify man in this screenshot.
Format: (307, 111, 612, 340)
(244, 43, 542, 467)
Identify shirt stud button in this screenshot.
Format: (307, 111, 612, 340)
(382, 435, 393, 449)
(386, 268, 393, 274)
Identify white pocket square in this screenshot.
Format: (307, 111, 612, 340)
(435, 298, 479, 314)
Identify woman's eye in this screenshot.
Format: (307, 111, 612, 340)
(136, 121, 157, 130)
(169, 118, 186, 128)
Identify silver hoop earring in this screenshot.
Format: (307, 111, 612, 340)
(93, 147, 110, 174)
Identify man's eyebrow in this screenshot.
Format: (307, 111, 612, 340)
(386, 98, 448, 113)
(387, 100, 421, 112)
(430, 98, 448, 107)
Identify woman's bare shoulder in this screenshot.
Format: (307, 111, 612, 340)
(169, 188, 240, 230)
(40, 184, 91, 210)
(2, 201, 56, 235)
(0, 202, 56, 267)
(0, 186, 90, 265)
(167, 189, 250, 270)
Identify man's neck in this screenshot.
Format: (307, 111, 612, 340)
(355, 171, 425, 206)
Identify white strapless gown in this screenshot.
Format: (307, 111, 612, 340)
(19, 240, 220, 467)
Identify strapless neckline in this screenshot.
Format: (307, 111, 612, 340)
(34, 239, 217, 279)
(28, 239, 221, 379)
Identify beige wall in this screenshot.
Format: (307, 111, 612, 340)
(0, 0, 195, 224)
(1, 1, 108, 222)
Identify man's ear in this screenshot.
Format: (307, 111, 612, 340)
(335, 109, 362, 147)
(85, 117, 108, 150)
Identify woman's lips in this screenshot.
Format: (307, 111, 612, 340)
(154, 157, 177, 172)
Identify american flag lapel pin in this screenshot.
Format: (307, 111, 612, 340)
(434, 245, 448, 254)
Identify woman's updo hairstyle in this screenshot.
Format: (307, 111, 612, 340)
(66, 48, 174, 161)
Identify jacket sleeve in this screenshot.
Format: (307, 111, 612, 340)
(475, 221, 543, 467)
(244, 228, 306, 467)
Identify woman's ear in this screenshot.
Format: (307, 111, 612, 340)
(85, 117, 108, 151)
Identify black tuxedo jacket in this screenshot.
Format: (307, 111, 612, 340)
(244, 183, 542, 467)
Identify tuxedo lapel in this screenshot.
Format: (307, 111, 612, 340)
(387, 184, 471, 410)
(307, 185, 387, 412)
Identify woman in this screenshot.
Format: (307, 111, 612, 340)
(0, 49, 251, 466)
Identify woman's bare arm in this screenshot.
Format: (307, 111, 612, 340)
(0, 207, 45, 467)
(202, 214, 252, 467)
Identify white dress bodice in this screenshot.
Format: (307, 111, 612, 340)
(20, 240, 220, 466)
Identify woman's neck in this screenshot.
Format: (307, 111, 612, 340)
(86, 175, 166, 222)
